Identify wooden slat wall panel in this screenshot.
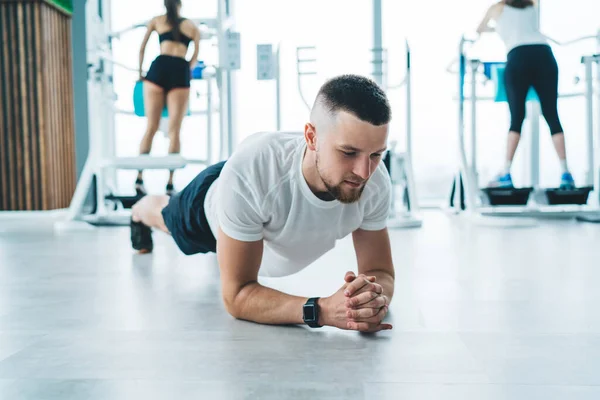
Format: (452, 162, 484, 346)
(28, 3, 41, 210)
(34, 1, 47, 210)
(52, 6, 59, 208)
(65, 10, 75, 207)
(21, 3, 31, 210)
(0, 4, 9, 211)
(43, 3, 54, 209)
(44, 2, 54, 209)
(6, 2, 17, 210)
(18, 3, 30, 210)
(15, 2, 24, 210)
(0, 0, 75, 211)
(58, 6, 66, 207)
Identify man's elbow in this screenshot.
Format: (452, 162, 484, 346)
(222, 292, 242, 319)
(221, 281, 257, 319)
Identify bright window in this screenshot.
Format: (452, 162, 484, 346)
(109, 0, 600, 201)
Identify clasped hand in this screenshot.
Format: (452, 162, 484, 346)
(323, 271, 391, 332)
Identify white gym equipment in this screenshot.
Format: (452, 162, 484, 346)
(449, 33, 600, 225)
(372, 0, 421, 228)
(294, 46, 422, 228)
(256, 43, 282, 131)
(293, 1, 422, 229)
(56, 0, 240, 229)
(383, 41, 422, 229)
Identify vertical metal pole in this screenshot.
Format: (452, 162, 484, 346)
(217, 0, 226, 160)
(457, 37, 478, 211)
(207, 77, 213, 165)
(532, 0, 541, 189)
(226, 74, 235, 155)
(227, 0, 237, 156)
(596, 30, 600, 199)
(276, 44, 282, 131)
(470, 60, 478, 178)
(405, 40, 412, 156)
(456, 43, 465, 212)
(404, 40, 419, 213)
(528, 101, 541, 188)
(595, 56, 600, 203)
(103, 0, 117, 190)
(96, 0, 113, 215)
(584, 57, 594, 186)
(383, 48, 389, 91)
(372, 0, 383, 86)
(217, 0, 235, 159)
(94, 70, 107, 216)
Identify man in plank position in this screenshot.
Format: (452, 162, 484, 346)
(131, 74, 395, 333)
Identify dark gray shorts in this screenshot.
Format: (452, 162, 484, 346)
(161, 161, 226, 255)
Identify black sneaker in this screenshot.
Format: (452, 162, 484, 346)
(130, 218, 153, 253)
(166, 183, 176, 197)
(135, 178, 147, 197)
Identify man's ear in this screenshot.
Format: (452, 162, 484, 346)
(304, 123, 318, 151)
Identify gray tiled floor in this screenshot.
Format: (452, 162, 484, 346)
(1, 211, 600, 399)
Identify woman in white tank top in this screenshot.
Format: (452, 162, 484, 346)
(476, 0, 575, 190)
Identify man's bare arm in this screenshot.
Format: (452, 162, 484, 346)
(217, 227, 327, 326)
(351, 227, 395, 304)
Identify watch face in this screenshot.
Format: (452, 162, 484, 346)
(303, 305, 315, 321)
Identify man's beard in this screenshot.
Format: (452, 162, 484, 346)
(316, 153, 366, 204)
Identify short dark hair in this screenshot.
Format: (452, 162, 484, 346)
(315, 74, 391, 126)
(504, 0, 535, 9)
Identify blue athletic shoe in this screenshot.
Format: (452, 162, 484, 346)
(560, 172, 576, 190)
(488, 173, 514, 188)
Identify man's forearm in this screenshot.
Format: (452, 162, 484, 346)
(362, 269, 394, 303)
(229, 282, 321, 326)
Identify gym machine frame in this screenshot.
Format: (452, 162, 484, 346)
(450, 35, 600, 221)
(294, 39, 422, 229)
(373, 0, 420, 228)
(383, 41, 422, 228)
(292, 0, 421, 228)
(57, 0, 239, 228)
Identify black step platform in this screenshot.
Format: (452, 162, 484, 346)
(105, 194, 144, 209)
(481, 187, 533, 206)
(544, 186, 593, 205)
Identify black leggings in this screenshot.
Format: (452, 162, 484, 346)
(505, 44, 564, 135)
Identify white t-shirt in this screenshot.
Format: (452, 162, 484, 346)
(204, 132, 392, 277)
(495, 5, 547, 53)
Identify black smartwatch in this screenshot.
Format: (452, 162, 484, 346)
(303, 297, 322, 328)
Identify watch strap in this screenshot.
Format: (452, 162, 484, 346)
(303, 297, 322, 328)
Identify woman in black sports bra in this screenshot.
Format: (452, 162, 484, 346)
(136, 0, 201, 196)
